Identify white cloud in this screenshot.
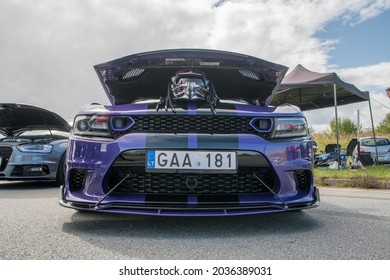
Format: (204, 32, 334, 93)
(333, 63, 390, 131)
(353, 0, 390, 23)
(0, 0, 389, 125)
(336, 62, 390, 89)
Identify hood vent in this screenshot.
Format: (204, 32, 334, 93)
(238, 69, 259, 81)
(122, 68, 145, 80)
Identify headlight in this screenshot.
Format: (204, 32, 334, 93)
(73, 115, 112, 138)
(271, 117, 308, 139)
(17, 144, 53, 153)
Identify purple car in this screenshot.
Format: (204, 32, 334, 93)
(59, 49, 320, 216)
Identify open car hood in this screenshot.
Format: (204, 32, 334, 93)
(0, 103, 71, 137)
(94, 49, 288, 105)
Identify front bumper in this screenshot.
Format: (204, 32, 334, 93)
(376, 154, 390, 164)
(60, 133, 319, 216)
(0, 149, 58, 180)
(59, 184, 320, 216)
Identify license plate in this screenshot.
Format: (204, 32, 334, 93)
(146, 150, 236, 172)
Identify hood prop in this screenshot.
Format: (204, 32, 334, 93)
(253, 173, 288, 209)
(94, 172, 130, 210)
(39, 111, 54, 140)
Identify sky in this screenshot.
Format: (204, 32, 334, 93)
(0, 0, 390, 132)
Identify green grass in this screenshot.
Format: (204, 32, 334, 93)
(314, 165, 390, 180)
(314, 165, 390, 188)
(312, 131, 390, 188)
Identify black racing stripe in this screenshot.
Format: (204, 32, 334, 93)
(197, 134, 239, 150)
(190, 102, 238, 115)
(147, 102, 156, 111)
(217, 102, 237, 111)
(146, 134, 189, 149)
(145, 102, 240, 149)
(194, 101, 239, 149)
(145, 102, 191, 148)
(187, 103, 197, 149)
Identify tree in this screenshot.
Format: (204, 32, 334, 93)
(329, 117, 359, 136)
(376, 113, 390, 134)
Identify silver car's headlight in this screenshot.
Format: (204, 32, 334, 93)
(73, 115, 112, 138)
(271, 117, 308, 139)
(17, 144, 53, 153)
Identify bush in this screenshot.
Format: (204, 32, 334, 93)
(329, 118, 360, 135)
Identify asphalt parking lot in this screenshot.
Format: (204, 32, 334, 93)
(0, 181, 389, 259)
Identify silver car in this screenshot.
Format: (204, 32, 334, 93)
(0, 103, 70, 185)
(353, 136, 390, 164)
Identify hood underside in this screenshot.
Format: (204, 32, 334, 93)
(0, 103, 71, 136)
(94, 49, 288, 105)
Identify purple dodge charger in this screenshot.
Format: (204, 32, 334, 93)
(59, 49, 320, 216)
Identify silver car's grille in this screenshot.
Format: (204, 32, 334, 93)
(10, 164, 50, 177)
(0, 146, 13, 171)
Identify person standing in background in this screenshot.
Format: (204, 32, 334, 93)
(386, 87, 390, 99)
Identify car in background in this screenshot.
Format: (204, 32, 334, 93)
(312, 140, 318, 155)
(59, 49, 319, 216)
(0, 103, 71, 185)
(349, 136, 390, 164)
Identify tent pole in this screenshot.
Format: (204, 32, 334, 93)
(357, 110, 360, 140)
(368, 96, 379, 164)
(357, 110, 361, 160)
(333, 83, 340, 169)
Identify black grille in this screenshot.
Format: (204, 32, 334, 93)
(123, 115, 270, 137)
(0, 146, 13, 171)
(295, 170, 311, 190)
(69, 169, 86, 191)
(10, 165, 50, 177)
(108, 168, 273, 195)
